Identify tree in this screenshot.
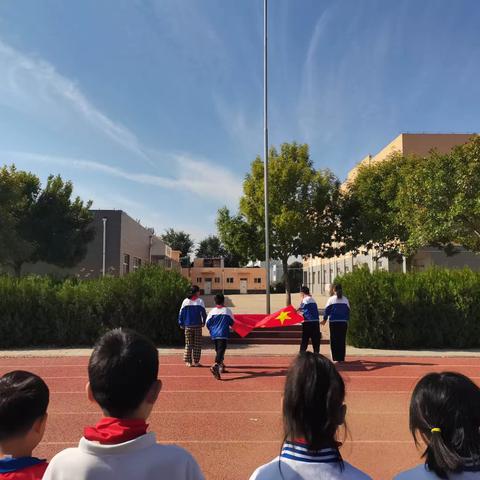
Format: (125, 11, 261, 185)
(195, 234, 242, 267)
(397, 136, 480, 253)
(218, 142, 340, 305)
(161, 229, 194, 258)
(339, 153, 412, 262)
(0, 165, 94, 276)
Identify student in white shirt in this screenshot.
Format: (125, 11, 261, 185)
(43, 328, 204, 480)
(250, 352, 372, 480)
(395, 372, 480, 480)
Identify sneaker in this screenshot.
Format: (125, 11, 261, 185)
(193, 362, 202, 368)
(210, 364, 221, 380)
(220, 363, 227, 373)
(185, 362, 192, 367)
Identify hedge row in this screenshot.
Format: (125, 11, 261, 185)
(338, 267, 480, 349)
(0, 266, 190, 348)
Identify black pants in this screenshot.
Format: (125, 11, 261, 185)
(300, 322, 321, 354)
(214, 339, 227, 364)
(330, 322, 348, 361)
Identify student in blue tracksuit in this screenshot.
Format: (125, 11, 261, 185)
(322, 284, 350, 362)
(178, 285, 207, 367)
(297, 286, 321, 354)
(206, 293, 234, 380)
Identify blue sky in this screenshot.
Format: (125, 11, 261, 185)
(0, 0, 479, 242)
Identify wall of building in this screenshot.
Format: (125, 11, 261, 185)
(182, 266, 267, 294)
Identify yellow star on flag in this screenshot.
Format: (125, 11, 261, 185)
(276, 310, 291, 325)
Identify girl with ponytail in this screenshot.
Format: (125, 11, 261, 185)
(250, 353, 371, 480)
(395, 372, 480, 479)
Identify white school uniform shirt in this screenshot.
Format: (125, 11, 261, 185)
(249, 442, 372, 480)
(395, 464, 480, 480)
(43, 433, 205, 480)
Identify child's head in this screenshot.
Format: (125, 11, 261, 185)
(188, 285, 200, 299)
(0, 371, 49, 454)
(88, 328, 160, 420)
(214, 293, 225, 306)
(300, 286, 310, 298)
(334, 283, 343, 299)
(410, 372, 480, 478)
(283, 353, 346, 450)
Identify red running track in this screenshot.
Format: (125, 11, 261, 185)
(1, 355, 479, 479)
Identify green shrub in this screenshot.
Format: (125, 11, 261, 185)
(0, 266, 189, 348)
(338, 267, 480, 349)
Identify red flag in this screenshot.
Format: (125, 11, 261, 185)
(233, 305, 303, 338)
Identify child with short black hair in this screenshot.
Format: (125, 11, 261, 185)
(250, 352, 371, 480)
(206, 293, 234, 380)
(395, 372, 480, 479)
(0, 371, 49, 479)
(43, 328, 204, 480)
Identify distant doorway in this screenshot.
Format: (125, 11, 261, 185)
(240, 279, 247, 294)
(204, 278, 212, 295)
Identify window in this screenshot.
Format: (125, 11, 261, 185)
(226, 277, 234, 284)
(254, 278, 262, 284)
(133, 257, 141, 271)
(312, 272, 316, 285)
(196, 277, 202, 283)
(214, 277, 220, 283)
(123, 254, 130, 274)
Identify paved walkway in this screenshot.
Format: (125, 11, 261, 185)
(0, 344, 479, 358)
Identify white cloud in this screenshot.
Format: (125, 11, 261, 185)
(0, 40, 154, 167)
(5, 150, 242, 204)
(0, 38, 242, 204)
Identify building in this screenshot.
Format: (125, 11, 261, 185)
(18, 210, 180, 278)
(304, 133, 479, 295)
(182, 258, 267, 294)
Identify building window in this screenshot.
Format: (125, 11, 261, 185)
(214, 277, 220, 283)
(196, 277, 202, 283)
(226, 277, 234, 284)
(133, 257, 141, 271)
(123, 254, 130, 274)
(254, 278, 262, 284)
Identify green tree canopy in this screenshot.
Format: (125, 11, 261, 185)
(195, 235, 242, 267)
(340, 153, 413, 261)
(0, 165, 94, 275)
(397, 135, 480, 253)
(218, 142, 340, 305)
(161, 228, 194, 258)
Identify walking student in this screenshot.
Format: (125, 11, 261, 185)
(322, 283, 350, 363)
(205, 293, 234, 380)
(297, 286, 321, 354)
(178, 286, 207, 367)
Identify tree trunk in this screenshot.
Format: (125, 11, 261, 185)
(14, 261, 22, 277)
(282, 257, 291, 306)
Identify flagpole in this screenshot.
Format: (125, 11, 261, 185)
(264, 0, 271, 314)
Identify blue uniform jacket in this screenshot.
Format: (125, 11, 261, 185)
(178, 297, 207, 327)
(323, 295, 350, 323)
(206, 306, 234, 340)
(299, 295, 320, 322)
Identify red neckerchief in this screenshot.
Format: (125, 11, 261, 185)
(191, 296, 198, 301)
(84, 418, 148, 445)
(216, 305, 224, 309)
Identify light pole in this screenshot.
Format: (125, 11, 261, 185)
(264, 0, 271, 314)
(101, 217, 107, 277)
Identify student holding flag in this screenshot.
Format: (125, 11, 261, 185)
(322, 284, 350, 363)
(297, 286, 321, 354)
